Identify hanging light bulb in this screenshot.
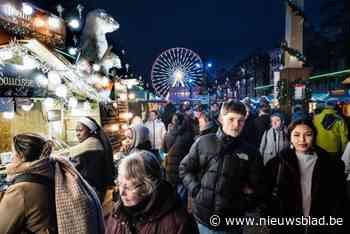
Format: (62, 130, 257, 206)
(119, 93, 127, 101)
(128, 93, 135, 100)
(48, 16, 61, 30)
(101, 77, 110, 87)
(83, 101, 91, 110)
(22, 2, 34, 16)
(23, 56, 38, 69)
(68, 47, 78, 56)
(68, 18, 80, 30)
(44, 98, 54, 110)
(110, 124, 119, 131)
(68, 97, 78, 108)
(34, 73, 48, 87)
(48, 71, 61, 86)
(3, 112, 15, 119)
(92, 64, 101, 72)
(21, 102, 34, 111)
(56, 84, 68, 98)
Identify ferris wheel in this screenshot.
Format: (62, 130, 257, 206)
(151, 47, 203, 97)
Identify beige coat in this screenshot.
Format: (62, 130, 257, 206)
(0, 159, 56, 234)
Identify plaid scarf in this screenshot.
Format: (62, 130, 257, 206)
(53, 156, 105, 234)
(6, 156, 105, 234)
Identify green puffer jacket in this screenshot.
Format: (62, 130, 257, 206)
(313, 108, 349, 156)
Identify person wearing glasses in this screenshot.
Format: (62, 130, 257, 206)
(105, 150, 198, 234)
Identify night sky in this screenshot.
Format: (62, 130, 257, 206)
(38, 0, 320, 80)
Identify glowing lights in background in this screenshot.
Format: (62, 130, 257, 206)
(0, 49, 14, 60)
(2, 3, 20, 17)
(55, 84, 68, 98)
(68, 18, 80, 29)
(43, 98, 55, 110)
(110, 124, 119, 131)
(22, 3, 34, 16)
(101, 77, 110, 87)
(48, 16, 61, 29)
(34, 73, 48, 87)
(128, 93, 135, 100)
(22, 56, 38, 69)
(92, 64, 101, 72)
(121, 124, 129, 130)
(119, 112, 133, 120)
(48, 71, 61, 87)
(21, 102, 34, 111)
(68, 47, 78, 56)
(33, 16, 45, 27)
(83, 101, 91, 111)
(3, 112, 15, 119)
(119, 93, 128, 101)
(68, 97, 78, 108)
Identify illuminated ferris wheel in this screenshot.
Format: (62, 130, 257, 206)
(151, 47, 203, 97)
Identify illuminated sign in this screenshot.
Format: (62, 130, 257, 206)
(0, 64, 48, 97)
(0, 2, 65, 46)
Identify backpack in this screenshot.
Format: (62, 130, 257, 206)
(321, 114, 339, 130)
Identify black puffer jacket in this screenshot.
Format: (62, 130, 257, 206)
(179, 128, 266, 231)
(163, 124, 194, 186)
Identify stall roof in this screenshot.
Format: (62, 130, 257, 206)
(0, 39, 105, 102)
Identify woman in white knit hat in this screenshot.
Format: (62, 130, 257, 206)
(69, 116, 115, 201)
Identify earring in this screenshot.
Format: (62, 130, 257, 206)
(290, 144, 294, 149)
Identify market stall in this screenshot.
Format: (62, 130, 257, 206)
(0, 39, 104, 154)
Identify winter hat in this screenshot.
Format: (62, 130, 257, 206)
(271, 112, 284, 121)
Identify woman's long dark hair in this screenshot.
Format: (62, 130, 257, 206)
(84, 116, 115, 185)
(13, 133, 52, 162)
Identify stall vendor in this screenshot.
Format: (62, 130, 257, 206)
(68, 116, 115, 201)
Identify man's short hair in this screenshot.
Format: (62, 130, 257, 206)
(220, 100, 247, 117)
(150, 110, 159, 116)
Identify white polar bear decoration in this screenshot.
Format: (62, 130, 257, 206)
(80, 9, 120, 63)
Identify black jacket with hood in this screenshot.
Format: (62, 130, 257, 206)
(179, 128, 266, 231)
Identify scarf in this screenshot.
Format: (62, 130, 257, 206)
(53, 156, 105, 234)
(6, 156, 105, 234)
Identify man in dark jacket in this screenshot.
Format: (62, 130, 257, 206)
(254, 103, 271, 146)
(179, 101, 266, 233)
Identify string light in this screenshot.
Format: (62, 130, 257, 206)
(56, 84, 68, 98)
(3, 112, 15, 119)
(43, 98, 55, 109)
(48, 16, 61, 30)
(22, 3, 34, 16)
(68, 97, 78, 108)
(21, 103, 34, 111)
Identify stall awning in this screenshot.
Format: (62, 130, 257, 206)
(0, 39, 105, 101)
(311, 92, 329, 102)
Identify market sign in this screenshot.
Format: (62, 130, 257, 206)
(0, 1, 65, 47)
(0, 64, 48, 97)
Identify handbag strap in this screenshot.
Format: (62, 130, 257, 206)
(272, 160, 282, 196)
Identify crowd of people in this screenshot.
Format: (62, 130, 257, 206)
(1, 97, 350, 234)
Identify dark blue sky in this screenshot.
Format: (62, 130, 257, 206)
(86, 0, 319, 79)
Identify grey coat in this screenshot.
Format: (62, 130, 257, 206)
(259, 127, 289, 165)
